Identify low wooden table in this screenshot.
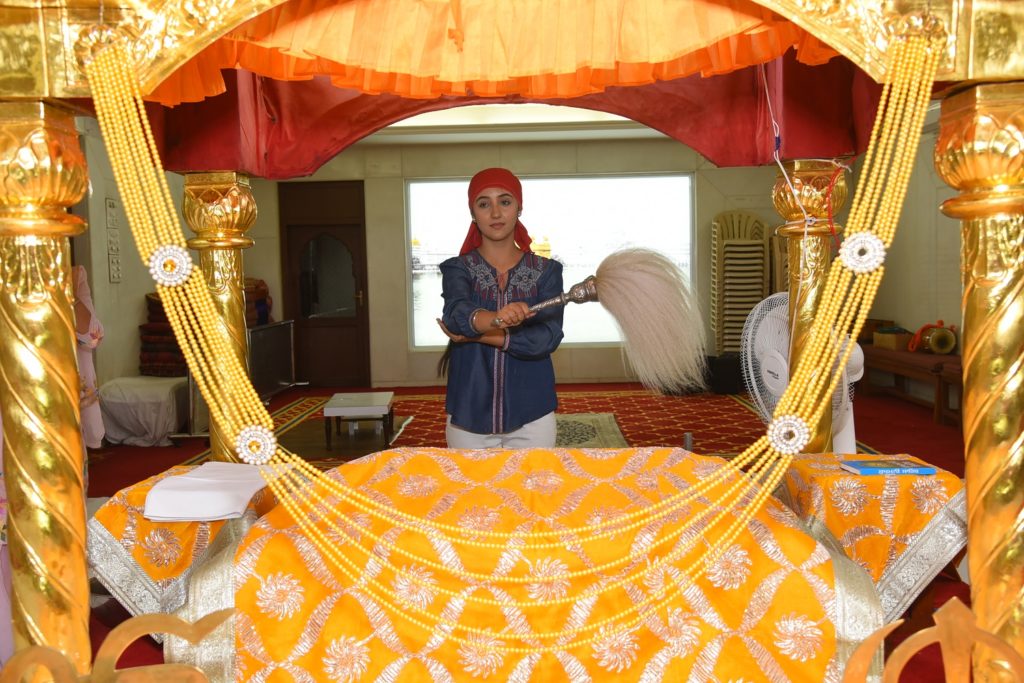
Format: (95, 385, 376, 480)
(861, 344, 948, 423)
(323, 391, 395, 450)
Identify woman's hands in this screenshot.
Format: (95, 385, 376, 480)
(437, 319, 470, 343)
(490, 302, 534, 329)
(437, 318, 508, 349)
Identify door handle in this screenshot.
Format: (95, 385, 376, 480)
(355, 290, 364, 306)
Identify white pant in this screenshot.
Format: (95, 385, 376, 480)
(445, 412, 556, 449)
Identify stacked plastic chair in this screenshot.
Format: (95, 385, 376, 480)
(710, 211, 770, 354)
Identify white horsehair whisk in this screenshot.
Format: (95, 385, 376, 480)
(529, 247, 707, 394)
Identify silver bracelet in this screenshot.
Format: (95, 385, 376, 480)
(470, 308, 484, 332)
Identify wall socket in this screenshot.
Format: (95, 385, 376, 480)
(108, 253, 122, 283)
(105, 197, 119, 230)
(106, 228, 120, 255)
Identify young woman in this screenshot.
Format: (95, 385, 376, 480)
(437, 168, 564, 448)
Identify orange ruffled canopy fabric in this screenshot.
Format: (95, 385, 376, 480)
(148, 0, 838, 105)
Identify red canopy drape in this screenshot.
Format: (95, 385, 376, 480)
(160, 51, 879, 178)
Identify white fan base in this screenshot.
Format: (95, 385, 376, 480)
(833, 405, 857, 455)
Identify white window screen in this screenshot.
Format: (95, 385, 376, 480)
(409, 174, 693, 347)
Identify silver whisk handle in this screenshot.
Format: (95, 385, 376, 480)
(528, 275, 599, 312)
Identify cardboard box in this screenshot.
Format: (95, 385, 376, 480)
(859, 318, 895, 343)
(873, 331, 912, 351)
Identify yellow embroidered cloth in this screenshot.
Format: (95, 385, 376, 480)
(87, 466, 278, 617)
(780, 453, 966, 621)
(234, 447, 845, 681)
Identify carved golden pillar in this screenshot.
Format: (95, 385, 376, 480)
(0, 100, 91, 674)
(935, 82, 1024, 679)
(183, 172, 256, 462)
(772, 159, 849, 453)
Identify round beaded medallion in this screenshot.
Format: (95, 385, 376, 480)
(767, 415, 810, 455)
(235, 425, 277, 465)
(148, 245, 193, 287)
(839, 233, 886, 274)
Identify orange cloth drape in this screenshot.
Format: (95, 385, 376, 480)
(782, 453, 965, 586)
(234, 446, 840, 681)
(148, 0, 838, 105)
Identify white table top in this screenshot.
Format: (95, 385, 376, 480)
(323, 391, 394, 418)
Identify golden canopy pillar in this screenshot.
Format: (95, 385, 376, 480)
(2, 0, 1024, 680)
(0, 100, 91, 674)
(182, 172, 257, 462)
(934, 82, 1024, 680)
(773, 159, 849, 453)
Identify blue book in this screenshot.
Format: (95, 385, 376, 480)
(839, 458, 937, 476)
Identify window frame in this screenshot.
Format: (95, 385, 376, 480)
(405, 172, 696, 350)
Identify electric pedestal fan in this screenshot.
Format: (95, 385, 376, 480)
(739, 292, 865, 454)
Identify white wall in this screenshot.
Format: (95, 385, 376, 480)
(869, 129, 962, 333)
(244, 139, 791, 386)
(73, 120, 962, 389)
(72, 117, 188, 386)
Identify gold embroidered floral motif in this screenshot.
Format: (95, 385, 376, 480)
(911, 478, 949, 514)
(392, 564, 437, 609)
(587, 506, 626, 536)
(458, 505, 500, 534)
(706, 545, 752, 590)
(692, 460, 726, 478)
(521, 469, 563, 494)
(662, 608, 702, 657)
(458, 631, 505, 678)
(766, 503, 802, 529)
(322, 636, 370, 682)
(830, 477, 871, 515)
(255, 572, 304, 620)
(634, 471, 661, 490)
(773, 614, 823, 661)
(325, 511, 372, 546)
(397, 473, 438, 497)
(592, 625, 639, 673)
(642, 558, 680, 596)
(526, 557, 570, 600)
(140, 528, 182, 567)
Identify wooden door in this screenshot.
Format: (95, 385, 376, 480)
(280, 181, 370, 387)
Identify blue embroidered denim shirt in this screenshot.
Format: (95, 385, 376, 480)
(440, 250, 564, 435)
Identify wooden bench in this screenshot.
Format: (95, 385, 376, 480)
(861, 344, 961, 424)
(937, 356, 963, 426)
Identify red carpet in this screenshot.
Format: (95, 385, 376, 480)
(88, 383, 965, 496)
(852, 385, 964, 477)
(90, 600, 164, 669)
(391, 389, 769, 455)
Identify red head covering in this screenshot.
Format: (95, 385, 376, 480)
(459, 167, 533, 255)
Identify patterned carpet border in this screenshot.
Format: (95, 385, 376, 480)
(183, 396, 328, 465)
(182, 390, 875, 465)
